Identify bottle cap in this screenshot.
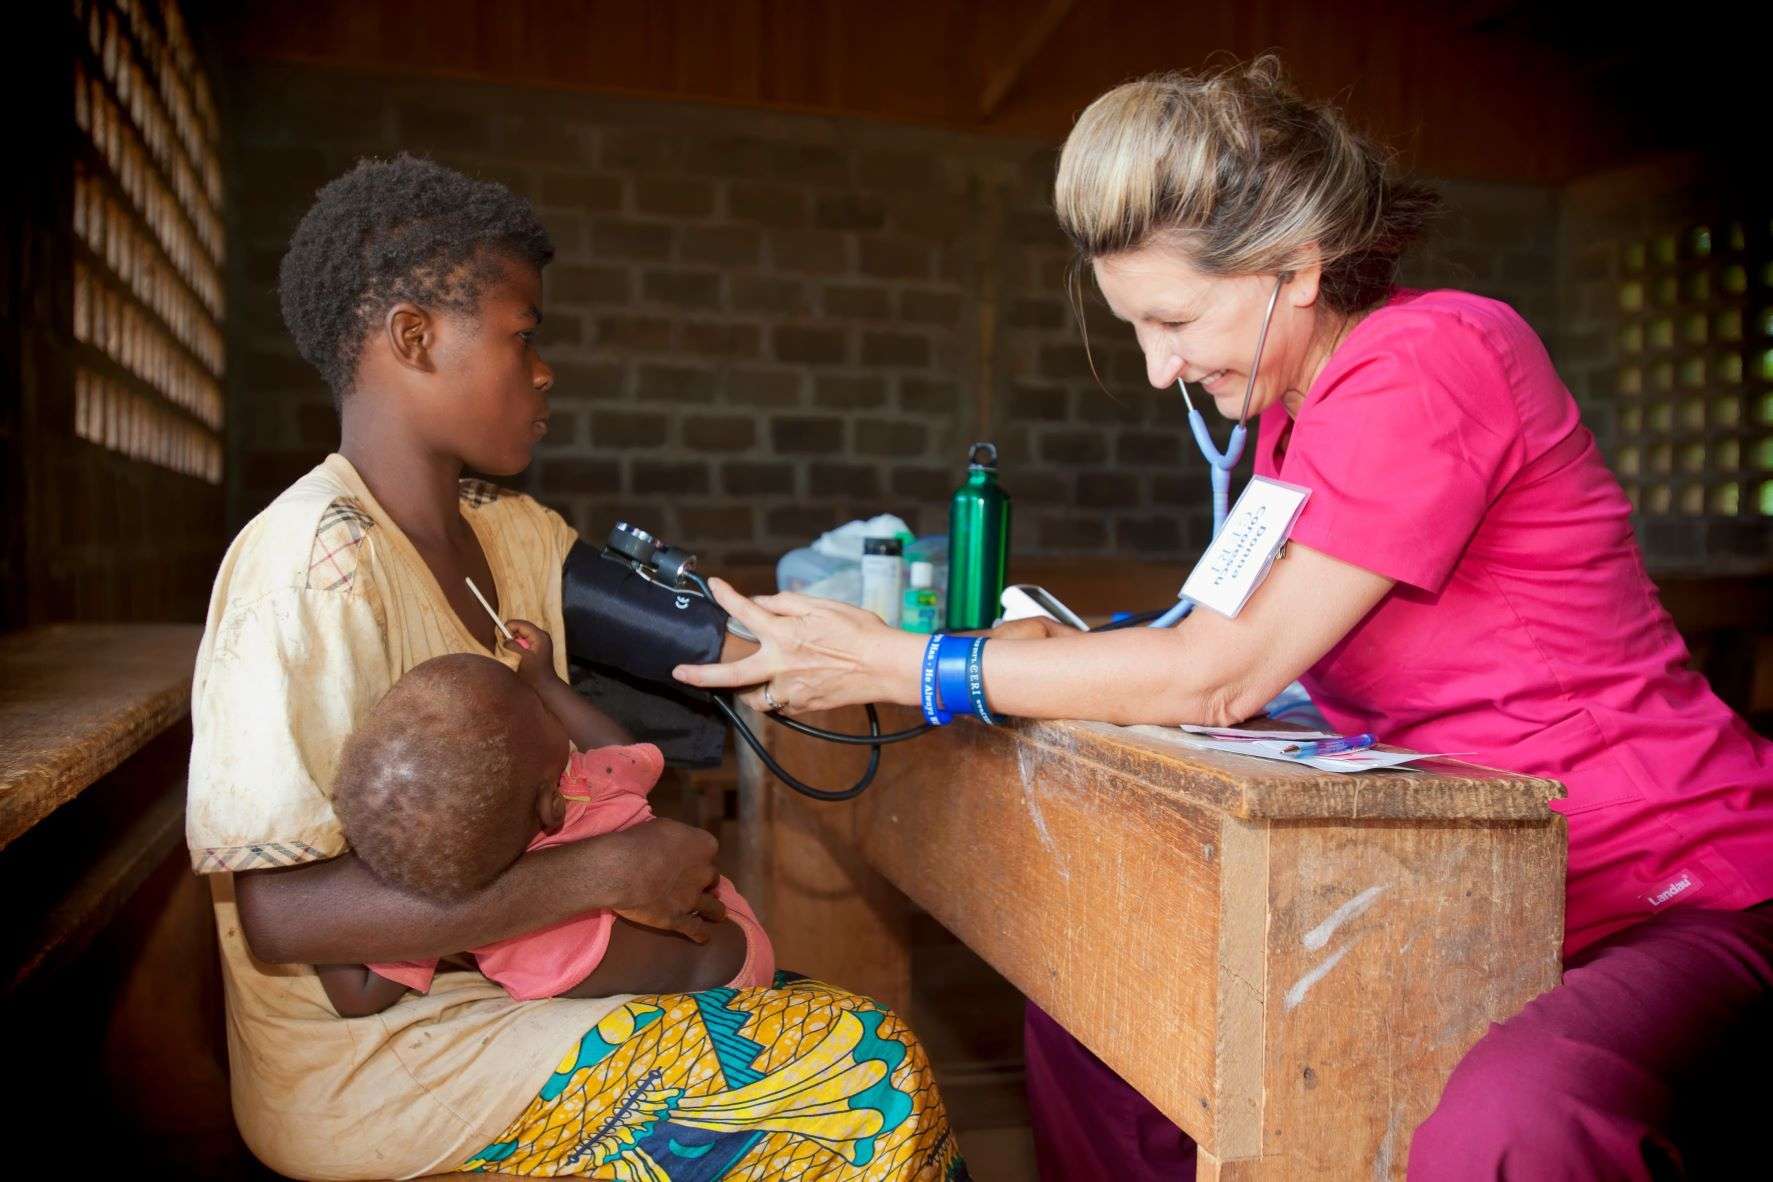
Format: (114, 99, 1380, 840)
(967, 441, 998, 469)
(908, 561, 933, 588)
(863, 536, 903, 556)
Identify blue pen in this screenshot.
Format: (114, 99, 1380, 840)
(1282, 732, 1377, 758)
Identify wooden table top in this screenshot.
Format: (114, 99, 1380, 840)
(800, 704, 1566, 823)
(1023, 716, 1565, 822)
(0, 623, 202, 849)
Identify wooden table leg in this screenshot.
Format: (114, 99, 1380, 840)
(734, 740, 913, 1014)
(1204, 815, 1566, 1179)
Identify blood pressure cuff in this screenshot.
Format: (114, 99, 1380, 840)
(562, 539, 728, 682)
(561, 540, 730, 768)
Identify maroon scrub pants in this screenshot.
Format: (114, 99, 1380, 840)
(1023, 904, 1772, 1180)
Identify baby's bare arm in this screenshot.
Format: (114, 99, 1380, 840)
(532, 671, 633, 750)
(316, 963, 409, 1017)
(557, 917, 747, 998)
(504, 620, 633, 749)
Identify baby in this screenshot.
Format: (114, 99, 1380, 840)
(316, 620, 771, 1017)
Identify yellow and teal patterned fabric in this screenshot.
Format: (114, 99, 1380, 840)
(463, 974, 967, 1180)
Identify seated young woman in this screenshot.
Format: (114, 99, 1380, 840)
(187, 155, 965, 1180)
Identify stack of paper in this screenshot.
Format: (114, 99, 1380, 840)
(1173, 725, 1456, 774)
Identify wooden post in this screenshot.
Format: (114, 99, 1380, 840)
(1205, 815, 1565, 1176)
(735, 713, 914, 1015)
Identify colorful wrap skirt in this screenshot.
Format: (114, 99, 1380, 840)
(461, 974, 968, 1180)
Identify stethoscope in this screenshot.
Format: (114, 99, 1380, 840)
(1151, 272, 1289, 628)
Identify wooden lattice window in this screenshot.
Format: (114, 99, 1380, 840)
(1612, 220, 1773, 518)
(69, 0, 223, 483)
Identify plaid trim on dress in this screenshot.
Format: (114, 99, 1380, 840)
(458, 478, 510, 507)
(191, 840, 334, 874)
(305, 498, 376, 591)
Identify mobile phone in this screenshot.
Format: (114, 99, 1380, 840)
(999, 584, 1090, 632)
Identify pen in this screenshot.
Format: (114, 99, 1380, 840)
(1281, 732, 1377, 758)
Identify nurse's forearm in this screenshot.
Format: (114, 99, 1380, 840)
(865, 623, 1246, 725)
(955, 544, 1393, 726)
(953, 628, 1263, 727)
(872, 547, 1392, 726)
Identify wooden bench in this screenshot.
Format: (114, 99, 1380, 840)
(1, 623, 201, 986)
(0, 623, 200, 846)
(736, 704, 1567, 1180)
(0, 624, 258, 1172)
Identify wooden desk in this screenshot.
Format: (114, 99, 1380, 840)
(736, 706, 1566, 1180)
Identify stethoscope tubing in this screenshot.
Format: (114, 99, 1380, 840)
(1152, 273, 1288, 628)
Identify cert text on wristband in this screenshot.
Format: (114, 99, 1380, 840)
(965, 636, 997, 724)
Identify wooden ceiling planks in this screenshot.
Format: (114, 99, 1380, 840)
(200, 0, 1638, 183)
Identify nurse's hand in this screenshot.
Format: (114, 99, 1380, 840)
(672, 578, 926, 714)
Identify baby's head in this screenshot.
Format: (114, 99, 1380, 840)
(334, 654, 571, 900)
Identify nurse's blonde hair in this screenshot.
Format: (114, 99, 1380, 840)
(1055, 56, 1439, 313)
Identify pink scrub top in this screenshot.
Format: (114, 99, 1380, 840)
(1254, 288, 1773, 956)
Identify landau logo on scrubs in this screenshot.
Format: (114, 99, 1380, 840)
(1642, 868, 1703, 908)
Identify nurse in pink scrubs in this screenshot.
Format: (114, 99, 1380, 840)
(676, 57, 1773, 1179)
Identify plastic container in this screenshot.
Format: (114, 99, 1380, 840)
(860, 536, 904, 626)
(776, 547, 861, 604)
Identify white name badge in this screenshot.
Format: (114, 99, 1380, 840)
(1180, 476, 1312, 618)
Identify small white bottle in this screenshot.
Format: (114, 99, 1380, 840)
(860, 537, 904, 627)
(901, 561, 940, 632)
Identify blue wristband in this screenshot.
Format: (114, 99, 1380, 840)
(936, 634, 972, 722)
(966, 636, 997, 724)
(919, 633, 951, 726)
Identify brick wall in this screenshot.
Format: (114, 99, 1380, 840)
(224, 63, 1565, 572)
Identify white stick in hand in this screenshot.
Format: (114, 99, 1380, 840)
(464, 576, 516, 643)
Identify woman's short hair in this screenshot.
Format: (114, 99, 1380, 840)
(278, 154, 555, 402)
(1054, 56, 1440, 314)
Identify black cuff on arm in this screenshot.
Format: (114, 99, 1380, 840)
(561, 539, 728, 683)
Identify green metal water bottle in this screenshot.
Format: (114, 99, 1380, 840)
(946, 442, 1011, 630)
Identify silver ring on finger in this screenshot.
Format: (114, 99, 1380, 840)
(762, 683, 785, 712)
